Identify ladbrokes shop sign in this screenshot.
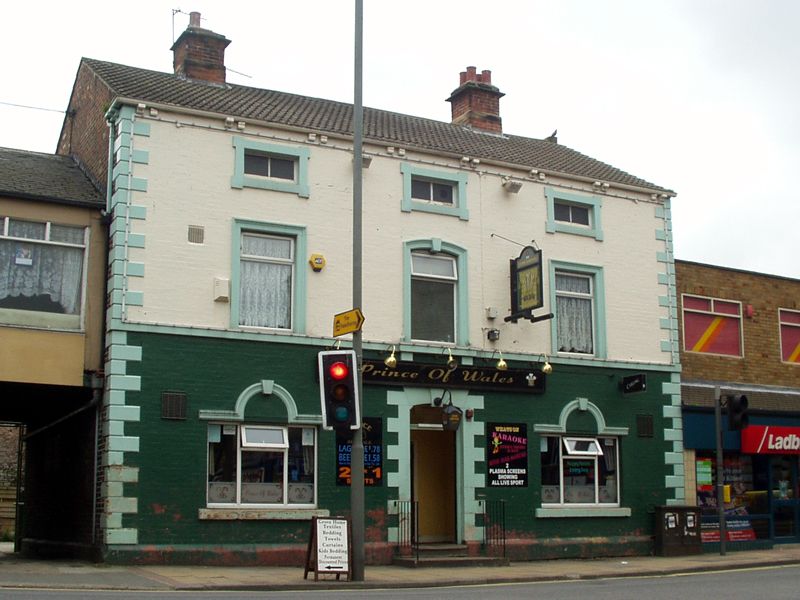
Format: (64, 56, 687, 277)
(361, 359, 545, 394)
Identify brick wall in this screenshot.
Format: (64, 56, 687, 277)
(677, 260, 800, 388)
(57, 61, 114, 188)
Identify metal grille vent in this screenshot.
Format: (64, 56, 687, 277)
(161, 392, 187, 420)
(636, 414, 654, 438)
(187, 225, 204, 244)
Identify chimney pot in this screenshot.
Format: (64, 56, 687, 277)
(446, 65, 505, 134)
(171, 13, 231, 84)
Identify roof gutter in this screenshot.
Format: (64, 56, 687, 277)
(105, 96, 676, 197)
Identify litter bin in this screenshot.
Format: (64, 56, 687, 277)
(654, 505, 703, 556)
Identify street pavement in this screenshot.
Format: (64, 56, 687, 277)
(1, 542, 799, 591)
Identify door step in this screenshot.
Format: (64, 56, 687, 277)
(392, 543, 509, 568)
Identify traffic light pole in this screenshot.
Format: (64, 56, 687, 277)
(714, 386, 726, 555)
(351, 0, 365, 581)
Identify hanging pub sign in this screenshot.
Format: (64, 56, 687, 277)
(487, 423, 528, 487)
(361, 360, 546, 394)
(336, 417, 383, 486)
(505, 246, 553, 324)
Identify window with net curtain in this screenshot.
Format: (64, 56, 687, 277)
(207, 425, 316, 506)
(0, 218, 85, 327)
(555, 271, 594, 354)
(238, 232, 294, 329)
(410, 252, 456, 343)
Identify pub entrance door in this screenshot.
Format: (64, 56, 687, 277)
(410, 405, 456, 543)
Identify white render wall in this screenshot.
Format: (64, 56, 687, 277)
(121, 109, 671, 365)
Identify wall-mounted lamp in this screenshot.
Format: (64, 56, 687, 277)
(487, 328, 500, 341)
(496, 351, 508, 371)
(384, 345, 397, 368)
(445, 347, 458, 370)
(433, 389, 451, 407)
(541, 356, 553, 374)
(502, 177, 523, 194)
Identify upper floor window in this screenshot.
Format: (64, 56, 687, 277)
(400, 163, 469, 220)
(403, 239, 469, 346)
(780, 309, 800, 364)
(682, 294, 742, 357)
(0, 216, 87, 329)
(207, 424, 317, 507)
(231, 137, 310, 198)
(231, 220, 307, 333)
(411, 252, 457, 343)
(550, 261, 606, 358)
(545, 187, 603, 240)
(541, 435, 620, 505)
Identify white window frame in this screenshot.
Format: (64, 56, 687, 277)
(207, 424, 317, 508)
(779, 308, 800, 364)
(410, 251, 457, 343)
(400, 163, 469, 220)
(681, 293, 743, 357)
(554, 271, 595, 355)
(545, 187, 603, 240)
(563, 437, 603, 456)
(542, 435, 620, 507)
(0, 216, 88, 330)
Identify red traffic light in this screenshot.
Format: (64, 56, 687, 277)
(329, 362, 349, 380)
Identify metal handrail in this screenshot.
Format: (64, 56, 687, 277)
(395, 500, 419, 563)
(481, 499, 506, 557)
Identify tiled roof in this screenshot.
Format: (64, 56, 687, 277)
(83, 58, 670, 193)
(0, 147, 103, 207)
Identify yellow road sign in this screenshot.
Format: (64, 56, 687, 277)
(333, 308, 365, 337)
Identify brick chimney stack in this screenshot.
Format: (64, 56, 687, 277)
(446, 66, 505, 134)
(171, 11, 231, 84)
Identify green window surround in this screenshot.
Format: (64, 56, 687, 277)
(230, 219, 307, 334)
(400, 163, 469, 220)
(545, 187, 603, 240)
(549, 260, 606, 359)
(403, 238, 469, 346)
(231, 137, 310, 198)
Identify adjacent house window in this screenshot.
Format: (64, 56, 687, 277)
(540, 436, 619, 505)
(0, 216, 87, 329)
(545, 187, 603, 240)
(682, 294, 742, 357)
(410, 252, 457, 343)
(231, 137, 310, 198)
(207, 424, 316, 507)
(231, 220, 307, 333)
(400, 163, 469, 220)
(779, 309, 800, 364)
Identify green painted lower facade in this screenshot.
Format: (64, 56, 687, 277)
(101, 330, 679, 565)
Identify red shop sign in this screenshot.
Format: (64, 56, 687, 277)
(741, 425, 800, 454)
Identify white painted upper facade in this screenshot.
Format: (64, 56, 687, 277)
(112, 105, 675, 367)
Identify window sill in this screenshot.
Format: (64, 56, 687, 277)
(199, 508, 329, 521)
(536, 507, 631, 518)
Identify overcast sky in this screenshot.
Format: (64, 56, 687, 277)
(2, 0, 798, 278)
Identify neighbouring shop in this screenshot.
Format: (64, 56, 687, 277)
(684, 409, 800, 544)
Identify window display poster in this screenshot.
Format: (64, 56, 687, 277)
(487, 423, 528, 487)
(336, 417, 382, 486)
(696, 458, 713, 492)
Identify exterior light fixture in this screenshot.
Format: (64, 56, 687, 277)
(446, 347, 458, 370)
(384, 345, 397, 368)
(496, 351, 508, 371)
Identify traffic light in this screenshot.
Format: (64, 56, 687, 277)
(318, 350, 360, 431)
(727, 394, 749, 431)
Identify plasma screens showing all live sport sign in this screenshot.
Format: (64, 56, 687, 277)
(487, 423, 528, 487)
